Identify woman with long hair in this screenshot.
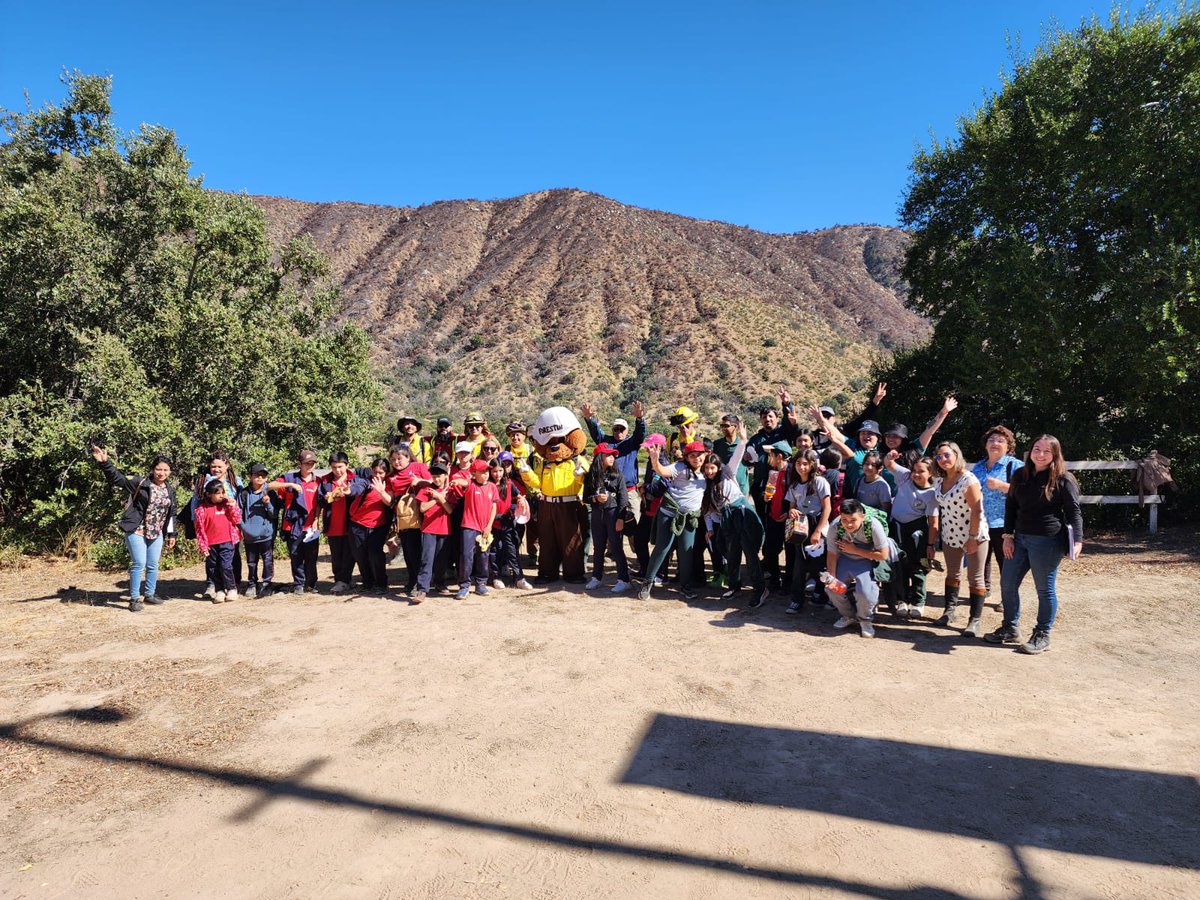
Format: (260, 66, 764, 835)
(90, 444, 177, 611)
(784, 449, 831, 613)
(985, 435, 1083, 655)
(700, 421, 768, 608)
(639, 439, 708, 601)
(929, 441, 990, 636)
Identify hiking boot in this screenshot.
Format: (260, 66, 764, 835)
(129, 597, 144, 612)
(144, 594, 165, 605)
(293, 585, 305, 596)
(984, 622, 1019, 644)
(1019, 628, 1051, 655)
(258, 584, 273, 598)
(832, 616, 856, 629)
(638, 583, 652, 601)
(515, 578, 532, 590)
(611, 580, 631, 593)
(585, 576, 602, 590)
(244, 583, 257, 599)
(859, 621, 876, 638)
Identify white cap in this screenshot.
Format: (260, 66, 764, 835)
(612, 418, 629, 430)
(455, 441, 474, 454)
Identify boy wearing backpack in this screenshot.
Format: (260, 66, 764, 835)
(238, 464, 278, 598)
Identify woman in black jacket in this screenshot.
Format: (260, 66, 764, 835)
(985, 434, 1083, 654)
(91, 445, 178, 611)
(584, 443, 632, 592)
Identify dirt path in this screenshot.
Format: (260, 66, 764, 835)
(2, 531, 1198, 899)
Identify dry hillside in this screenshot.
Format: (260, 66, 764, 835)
(253, 189, 926, 426)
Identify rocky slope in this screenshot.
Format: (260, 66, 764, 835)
(252, 189, 925, 425)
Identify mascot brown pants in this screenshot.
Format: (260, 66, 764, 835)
(538, 499, 588, 581)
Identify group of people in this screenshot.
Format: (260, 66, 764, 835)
(91, 383, 1084, 656)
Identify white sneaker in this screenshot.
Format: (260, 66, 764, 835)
(515, 578, 532, 590)
(585, 577, 602, 590)
(212, 591, 226, 604)
(860, 621, 876, 638)
(203, 583, 216, 599)
(895, 601, 910, 618)
(225, 589, 238, 602)
(832, 616, 855, 629)
(611, 580, 631, 593)
(492, 578, 506, 590)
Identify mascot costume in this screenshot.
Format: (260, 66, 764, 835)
(519, 406, 590, 583)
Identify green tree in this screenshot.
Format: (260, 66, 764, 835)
(0, 71, 385, 539)
(879, 7, 1199, 499)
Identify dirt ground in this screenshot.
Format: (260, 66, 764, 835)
(1, 529, 1198, 899)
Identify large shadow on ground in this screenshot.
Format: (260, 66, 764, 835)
(0, 707, 976, 898)
(620, 713, 1200, 870)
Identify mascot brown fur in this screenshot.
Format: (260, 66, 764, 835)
(519, 407, 590, 582)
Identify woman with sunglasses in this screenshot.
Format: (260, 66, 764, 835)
(929, 441, 990, 636)
(986, 435, 1083, 655)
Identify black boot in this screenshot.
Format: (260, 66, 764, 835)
(963, 593, 986, 637)
(984, 621, 1019, 643)
(935, 582, 960, 626)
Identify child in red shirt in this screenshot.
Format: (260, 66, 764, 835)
(411, 463, 454, 602)
(349, 458, 394, 593)
(194, 480, 243, 604)
(453, 459, 498, 598)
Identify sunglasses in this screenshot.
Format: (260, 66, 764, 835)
(482, 446, 500, 453)
(935, 452, 955, 460)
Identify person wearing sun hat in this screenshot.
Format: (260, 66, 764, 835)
(459, 412, 493, 458)
(393, 414, 432, 464)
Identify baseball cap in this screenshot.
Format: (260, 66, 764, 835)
(470, 459, 490, 473)
(612, 418, 629, 430)
(436, 416, 452, 428)
(819, 405, 836, 418)
(766, 440, 793, 455)
(683, 441, 706, 455)
(593, 443, 619, 456)
(429, 462, 448, 474)
(455, 441, 474, 454)
(248, 463, 269, 476)
(643, 433, 667, 447)
(298, 450, 318, 463)
(498, 451, 514, 463)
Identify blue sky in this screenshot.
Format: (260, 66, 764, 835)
(3, 1, 1119, 233)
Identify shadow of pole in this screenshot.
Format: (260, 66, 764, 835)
(0, 713, 967, 898)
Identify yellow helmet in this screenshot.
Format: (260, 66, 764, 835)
(670, 406, 699, 427)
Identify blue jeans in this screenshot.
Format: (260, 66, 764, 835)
(125, 532, 164, 599)
(460, 528, 490, 589)
(645, 513, 698, 587)
(1000, 533, 1065, 632)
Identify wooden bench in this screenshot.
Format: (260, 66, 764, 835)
(1065, 461, 1161, 534)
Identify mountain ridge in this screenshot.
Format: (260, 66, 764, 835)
(251, 188, 927, 424)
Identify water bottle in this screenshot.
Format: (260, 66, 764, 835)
(820, 571, 848, 594)
(764, 470, 779, 502)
